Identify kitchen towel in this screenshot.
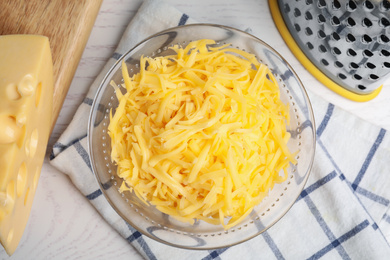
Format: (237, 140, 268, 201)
(50, 0, 390, 259)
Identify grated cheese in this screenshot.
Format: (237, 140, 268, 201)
(108, 39, 296, 229)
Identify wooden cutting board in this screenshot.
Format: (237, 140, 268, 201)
(0, 0, 103, 129)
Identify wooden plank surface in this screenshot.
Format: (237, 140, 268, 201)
(0, 0, 103, 129)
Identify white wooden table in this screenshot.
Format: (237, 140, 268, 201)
(4, 0, 390, 259)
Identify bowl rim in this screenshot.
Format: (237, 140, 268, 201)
(87, 23, 316, 250)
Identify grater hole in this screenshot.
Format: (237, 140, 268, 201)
(363, 49, 374, 57)
(335, 61, 344, 68)
(381, 49, 390, 56)
(305, 27, 313, 35)
(332, 47, 341, 55)
(319, 45, 327, 53)
(294, 23, 301, 32)
(380, 34, 390, 43)
(347, 49, 357, 56)
(362, 34, 373, 43)
(284, 3, 291, 13)
(380, 17, 390, 27)
(366, 62, 376, 69)
(347, 17, 356, 27)
(331, 16, 341, 26)
(346, 33, 356, 42)
(381, 0, 390, 11)
(321, 59, 329, 66)
(362, 18, 373, 27)
(347, 0, 357, 11)
(358, 85, 366, 90)
(369, 74, 379, 80)
(338, 73, 347, 80)
(383, 62, 390, 68)
(364, 0, 374, 10)
(350, 62, 359, 69)
(332, 32, 341, 41)
(307, 42, 314, 50)
(305, 11, 313, 20)
(353, 74, 362, 80)
(306, 0, 313, 5)
(294, 8, 302, 17)
(333, 0, 341, 9)
(318, 0, 326, 8)
(318, 30, 326, 39)
(318, 14, 326, 24)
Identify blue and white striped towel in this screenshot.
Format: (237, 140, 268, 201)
(50, 0, 390, 259)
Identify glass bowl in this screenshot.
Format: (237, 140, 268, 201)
(88, 24, 316, 249)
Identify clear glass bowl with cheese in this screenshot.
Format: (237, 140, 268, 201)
(88, 24, 315, 249)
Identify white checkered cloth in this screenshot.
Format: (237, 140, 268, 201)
(50, 0, 390, 259)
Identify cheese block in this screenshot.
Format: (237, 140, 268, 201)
(0, 35, 53, 255)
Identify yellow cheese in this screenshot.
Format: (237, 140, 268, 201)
(109, 39, 295, 229)
(0, 35, 53, 255)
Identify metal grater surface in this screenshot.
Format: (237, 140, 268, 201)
(277, 0, 390, 95)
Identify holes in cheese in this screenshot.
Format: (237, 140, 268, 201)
(35, 82, 42, 108)
(16, 125, 26, 149)
(0, 115, 21, 144)
(109, 39, 296, 229)
(25, 139, 30, 157)
(5, 84, 21, 101)
(16, 163, 27, 198)
(29, 129, 39, 158)
(0, 183, 15, 220)
(18, 74, 36, 97)
(7, 182, 15, 205)
(24, 188, 30, 206)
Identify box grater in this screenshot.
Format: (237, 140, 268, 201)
(269, 0, 390, 101)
